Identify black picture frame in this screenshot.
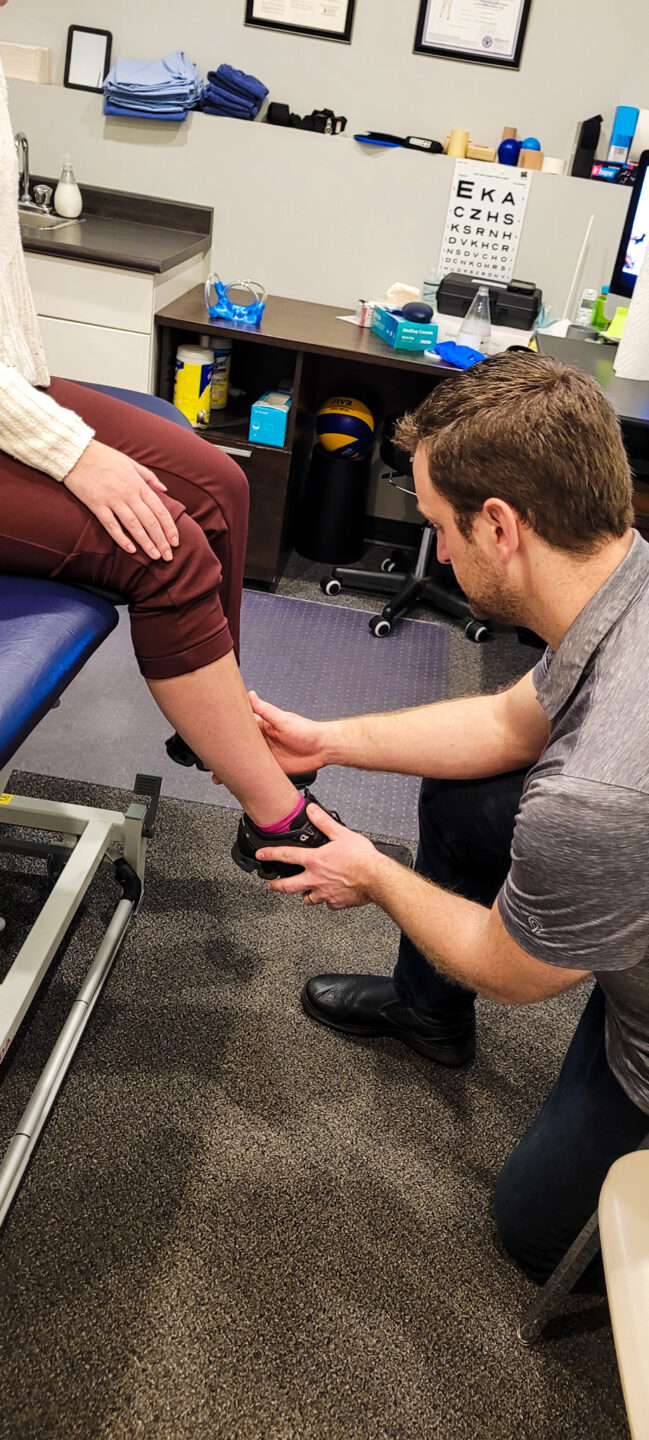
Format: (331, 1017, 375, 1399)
(414, 0, 531, 69)
(63, 25, 112, 93)
(245, 0, 356, 44)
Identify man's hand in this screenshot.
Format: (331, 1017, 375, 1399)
(256, 802, 385, 909)
(248, 692, 328, 776)
(63, 439, 180, 560)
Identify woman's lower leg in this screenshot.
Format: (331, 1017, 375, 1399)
(148, 650, 300, 826)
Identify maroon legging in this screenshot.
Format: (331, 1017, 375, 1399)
(0, 378, 249, 679)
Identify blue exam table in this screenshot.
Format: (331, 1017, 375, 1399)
(0, 387, 191, 1226)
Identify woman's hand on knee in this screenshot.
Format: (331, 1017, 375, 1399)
(63, 440, 180, 561)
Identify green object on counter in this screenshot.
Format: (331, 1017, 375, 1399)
(591, 285, 610, 331)
(605, 306, 629, 341)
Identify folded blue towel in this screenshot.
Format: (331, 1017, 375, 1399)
(201, 102, 253, 119)
(103, 51, 201, 121)
(106, 51, 200, 95)
(207, 63, 268, 103)
(104, 100, 189, 122)
(201, 84, 258, 117)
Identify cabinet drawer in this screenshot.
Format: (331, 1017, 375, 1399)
(26, 254, 154, 333)
(212, 439, 291, 586)
(38, 315, 152, 390)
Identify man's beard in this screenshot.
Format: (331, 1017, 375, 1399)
(457, 552, 527, 629)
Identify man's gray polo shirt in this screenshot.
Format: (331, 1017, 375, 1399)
(498, 529, 649, 1114)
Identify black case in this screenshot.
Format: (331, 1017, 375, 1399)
(436, 273, 542, 331)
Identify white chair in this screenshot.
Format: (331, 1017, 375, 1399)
(599, 1151, 649, 1440)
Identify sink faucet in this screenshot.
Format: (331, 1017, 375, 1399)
(14, 132, 31, 205)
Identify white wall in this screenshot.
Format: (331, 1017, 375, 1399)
(3, 0, 649, 159)
(6, 77, 629, 323)
(1, 0, 638, 524)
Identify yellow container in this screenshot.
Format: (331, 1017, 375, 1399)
(210, 339, 232, 410)
(173, 344, 214, 426)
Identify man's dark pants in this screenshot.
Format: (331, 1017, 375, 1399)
(393, 773, 649, 1284)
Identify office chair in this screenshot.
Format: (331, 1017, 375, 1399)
(320, 417, 489, 642)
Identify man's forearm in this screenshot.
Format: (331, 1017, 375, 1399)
(323, 694, 532, 781)
(366, 849, 495, 993)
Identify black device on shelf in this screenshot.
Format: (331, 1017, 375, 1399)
(570, 115, 603, 178)
(436, 273, 542, 330)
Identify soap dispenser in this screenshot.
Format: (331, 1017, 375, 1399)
(54, 154, 83, 219)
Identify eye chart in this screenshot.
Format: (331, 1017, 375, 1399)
(438, 159, 531, 282)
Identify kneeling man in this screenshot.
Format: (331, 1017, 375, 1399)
(252, 352, 649, 1285)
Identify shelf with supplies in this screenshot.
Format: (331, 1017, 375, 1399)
(153, 287, 457, 588)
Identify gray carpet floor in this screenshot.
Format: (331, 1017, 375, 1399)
(3, 549, 620, 1439)
(1, 772, 626, 1440)
(13, 590, 450, 842)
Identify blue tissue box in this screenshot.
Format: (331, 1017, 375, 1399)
(248, 390, 291, 447)
(371, 306, 438, 351)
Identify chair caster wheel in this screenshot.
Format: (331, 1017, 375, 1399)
(381, 557, 397, 574)
(321, 576, 342, 597)
(369, 614, 392, 637)
(465, 618, 489, 643)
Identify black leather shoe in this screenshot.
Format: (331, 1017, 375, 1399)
(302, 974, 475, 1066)
(232, 789, 340, 880)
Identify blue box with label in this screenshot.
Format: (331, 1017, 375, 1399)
(248, 390, 292, 447)
(371, 306, 438, 351)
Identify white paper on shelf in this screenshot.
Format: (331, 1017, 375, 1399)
(0, 42, 51, 83)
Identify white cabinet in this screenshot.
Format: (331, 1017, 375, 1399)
(37, 316, 152, 390)
(25, 251, 208, 393)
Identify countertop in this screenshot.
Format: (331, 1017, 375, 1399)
(21, 178, 212, 274)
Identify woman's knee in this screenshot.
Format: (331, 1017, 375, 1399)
(203, 447, 249, 520)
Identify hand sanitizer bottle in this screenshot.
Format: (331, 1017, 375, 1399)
(458, 285, 492, 353)
(54, 154, 83, 218)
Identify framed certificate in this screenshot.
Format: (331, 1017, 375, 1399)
(414, 0, 532, 68)
(245, 0, 356, 43)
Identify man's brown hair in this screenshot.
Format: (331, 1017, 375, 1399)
(395, 352, 634, 553)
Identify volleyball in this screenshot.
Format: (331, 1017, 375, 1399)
(315, 396, 375, 457)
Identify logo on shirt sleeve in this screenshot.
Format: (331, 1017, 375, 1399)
(527, 915, 543, 934)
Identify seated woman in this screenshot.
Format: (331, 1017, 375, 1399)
(0, 46, 333, 878)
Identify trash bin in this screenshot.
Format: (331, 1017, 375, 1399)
(296, 443, 372, 564)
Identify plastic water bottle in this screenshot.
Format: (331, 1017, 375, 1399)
(458, 285, 491, 353)
(422, 266, 440, 310)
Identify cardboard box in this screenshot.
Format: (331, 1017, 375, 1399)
(248, 390, 291, 447)
(371, 306, 438, 351)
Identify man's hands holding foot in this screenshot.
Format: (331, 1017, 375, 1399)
(256, 802, 387, 910)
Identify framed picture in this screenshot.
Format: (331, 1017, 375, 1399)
(63, 25, 112, 93)
(245, 0, 356, 44)
(414, 0, 532, 68)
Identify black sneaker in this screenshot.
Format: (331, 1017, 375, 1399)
(166, 731, 317, 788)
(232, 789, 340, 880)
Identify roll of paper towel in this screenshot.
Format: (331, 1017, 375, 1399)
(614, 245, 649, 380)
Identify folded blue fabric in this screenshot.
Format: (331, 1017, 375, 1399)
(103, 51, 201, 120)
(106, 50, 200, 95)
(201, 84, 257, 117)
(104, 99, 189, 122)
(207, 63, 268, 103)
(201, 103, 253, 119)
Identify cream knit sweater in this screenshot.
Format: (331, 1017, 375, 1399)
(0, 59, 94, 480)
